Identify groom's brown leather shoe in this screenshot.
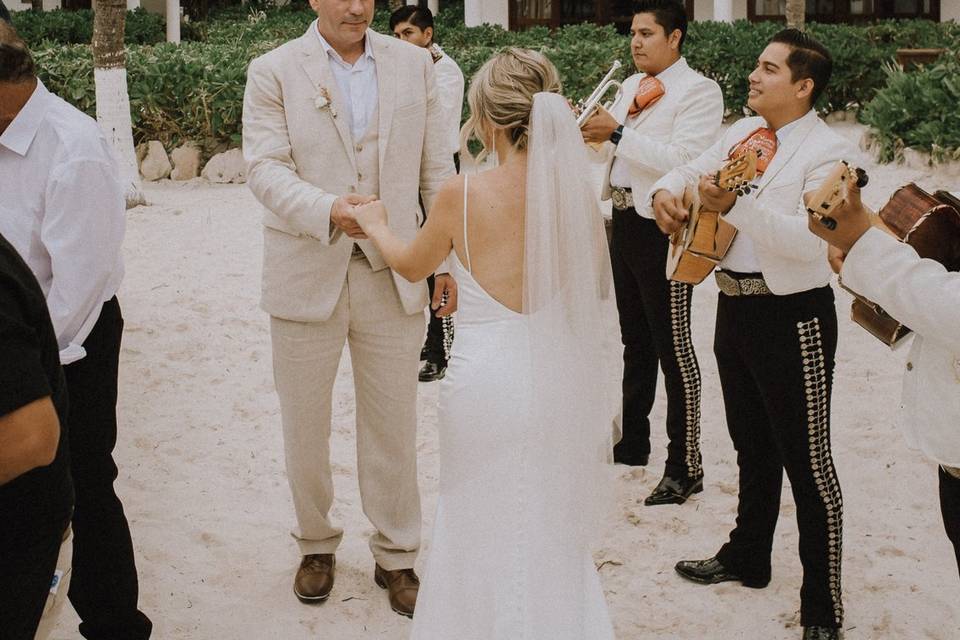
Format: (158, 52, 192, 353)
(294, 554, 335, 604)
(374, 564, 419, 618)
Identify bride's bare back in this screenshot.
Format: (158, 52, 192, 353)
(451, 161, 527, 313)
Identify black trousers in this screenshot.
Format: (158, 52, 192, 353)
(63, 297, 152, 640)
(713, 284, 843, 629)
(0, 521, 66, 640)
(610, 207, 702, 478)
(422, 274, 450, 365)
(940, 466, 960, 577)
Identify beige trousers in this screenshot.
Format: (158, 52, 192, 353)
(271, 254, 425, 570)
(33, 526, 72, 640)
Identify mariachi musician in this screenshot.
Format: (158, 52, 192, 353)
(651, 29, 856, 640)
(807, 179, 960, 580)
(580, 0, 723, 506)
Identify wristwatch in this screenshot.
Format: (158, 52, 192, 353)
(609, 124, 624, 146)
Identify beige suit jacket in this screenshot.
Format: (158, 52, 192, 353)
(243, 26, 454, 322)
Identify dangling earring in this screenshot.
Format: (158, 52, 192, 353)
(490, 135, 498, 169)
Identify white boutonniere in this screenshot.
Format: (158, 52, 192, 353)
(314, 87, 337, 118)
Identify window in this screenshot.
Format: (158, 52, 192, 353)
(510, 0, 694, 32)
(748, 0, 939, 22)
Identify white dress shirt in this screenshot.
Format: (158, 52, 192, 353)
(841, 227, 960, 467)
(0, 80, 125, 365)
(602, 57, 724, 220)
(432, 45, 465, 158)
(314, 22, 378, 141)
(719, 116, 803, 273)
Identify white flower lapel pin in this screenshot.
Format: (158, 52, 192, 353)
(314, 87, 337, 118)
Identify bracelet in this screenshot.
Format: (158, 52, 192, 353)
(609, 124, 624, 146)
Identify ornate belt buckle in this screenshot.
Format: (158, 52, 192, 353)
(611, 187, 633, 210)
(715, 271, 740, 296)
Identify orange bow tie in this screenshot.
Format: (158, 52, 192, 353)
(627, 76, 665, 118)
(728, 127, 778, 175)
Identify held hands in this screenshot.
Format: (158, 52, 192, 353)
(698, 174, 737, 214)
(351, 198, 389, 235)
(580, 106, 620, 145)
(652, 189, 688, 235)
(331, 193, 378, 238)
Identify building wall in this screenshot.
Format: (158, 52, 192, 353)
(693, 0, 748, 21)
(7, 0, 140, 9)
(944, 2, 960, 22)
(467, 0, 508, 29)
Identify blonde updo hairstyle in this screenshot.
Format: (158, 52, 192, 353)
(460, 47, 562, 163)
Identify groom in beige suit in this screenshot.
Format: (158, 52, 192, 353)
(242, 0, 455, 618)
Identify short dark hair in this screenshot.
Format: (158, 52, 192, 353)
(633, 0, 688, 51)
(0, 21, 35, 83)
(389, 5, 434, 33)
(769, 28, 833, 107)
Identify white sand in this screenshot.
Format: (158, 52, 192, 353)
(52, 123, 960, 639)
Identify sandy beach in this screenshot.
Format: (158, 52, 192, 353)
(50, 122, 959, 639)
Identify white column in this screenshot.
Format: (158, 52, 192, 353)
(465, 0, 482, 26)
(165, 0, 180, 43)
(714, 0, 733, 22)
(406, 0, 440, 17)
(126, 0, 141, 8)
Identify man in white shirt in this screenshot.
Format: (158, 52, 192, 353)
(243, 0, 455, 617)
(807, 182, 960, 580)
(581, 0, 723, 506)
(651, 29, 853, 640)
(0, 22, 152, 640)
(390, 4, 465, 382)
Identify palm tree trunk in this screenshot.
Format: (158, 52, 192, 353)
(93, 0, 145, 207)
(785, 0, 806, 31)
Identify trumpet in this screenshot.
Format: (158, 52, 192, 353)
(576, 60, 624, 127)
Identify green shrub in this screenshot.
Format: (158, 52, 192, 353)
(860, 52, 960, 162)
(12, 8, 166, 46)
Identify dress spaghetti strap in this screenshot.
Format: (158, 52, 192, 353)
(462, 175, 472, 273)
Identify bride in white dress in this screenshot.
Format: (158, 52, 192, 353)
(353, 48, 619, 639)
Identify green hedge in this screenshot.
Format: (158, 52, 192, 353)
(22, 5, 960, 156)
(861, 52, 960, 163)
(12, 8, 167, 45)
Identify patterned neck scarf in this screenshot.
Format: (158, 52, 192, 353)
(728, 127, 778, 175)
(627, 75, 665, 118)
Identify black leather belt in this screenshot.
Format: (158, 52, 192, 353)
(715, 270, 772, 297)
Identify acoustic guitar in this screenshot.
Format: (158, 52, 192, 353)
(665, 150, 759, 284)
(807, 165, 960, 347)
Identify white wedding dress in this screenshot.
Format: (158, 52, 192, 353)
(411, 94, 619, 640)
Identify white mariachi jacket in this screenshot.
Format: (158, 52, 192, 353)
(841, 226, 960, 468)
(650, 110, 857, 295)
(601, 57, 724, 220)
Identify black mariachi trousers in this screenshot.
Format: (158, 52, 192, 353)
(609, 207, 703, 478)
(713, 284, 844, 629)
(940, 465, 960, 578)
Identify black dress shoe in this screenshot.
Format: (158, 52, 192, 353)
(644, 474, 704, 505)
(418, 361, 446, 382)
(612, 442, 648, 466)
(674, 556, 770, 589)
(802, 626, 841, 640)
